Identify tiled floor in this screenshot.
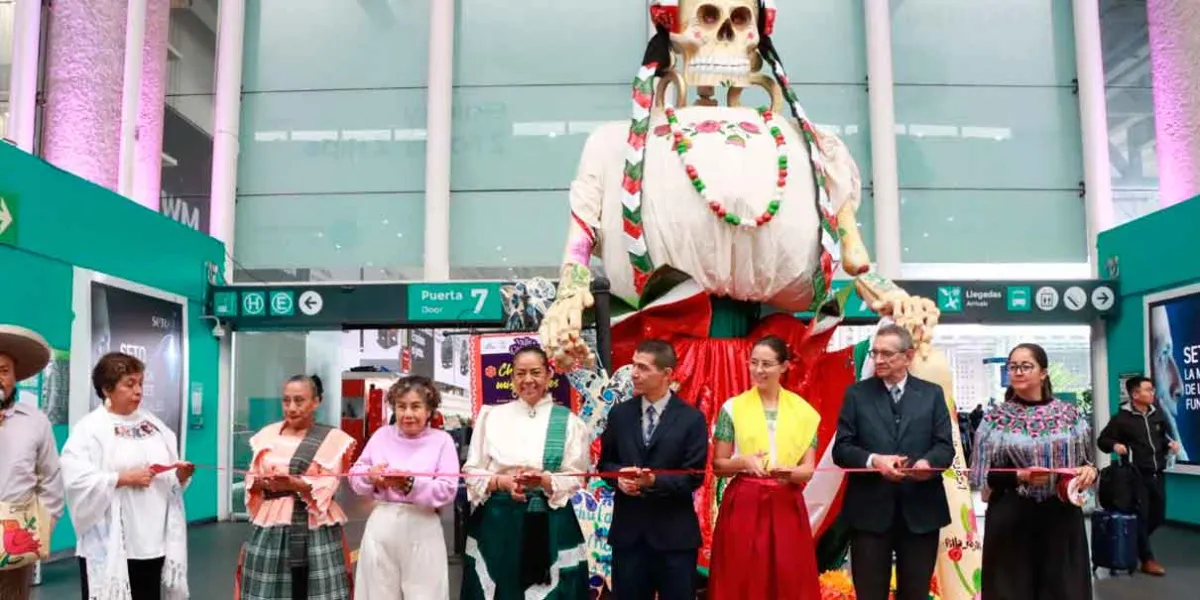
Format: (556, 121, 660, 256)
(31, 492, 1199, 599)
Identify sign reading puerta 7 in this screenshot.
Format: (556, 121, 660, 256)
(208, 281, 505, 330)
(797, 280, 1119, 324)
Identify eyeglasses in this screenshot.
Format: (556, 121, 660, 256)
(749, 360, 780, 369)
(1007, 363, 1037, 374)
(868, 349, 901, 360)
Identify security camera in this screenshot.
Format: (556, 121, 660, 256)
(212, 321, 226, 338)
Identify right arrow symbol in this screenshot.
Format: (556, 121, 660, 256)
(0, 198, 12, 235)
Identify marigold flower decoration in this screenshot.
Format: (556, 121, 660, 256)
(818, 570, 855, 599)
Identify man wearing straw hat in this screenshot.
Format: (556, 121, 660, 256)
(0, 325, 65, 599)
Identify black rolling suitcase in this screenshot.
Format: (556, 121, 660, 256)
(1091, 510, 1138, 575)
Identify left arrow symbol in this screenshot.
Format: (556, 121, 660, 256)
(0, 199, 12, 235)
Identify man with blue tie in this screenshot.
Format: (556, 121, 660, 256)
(599, 339, 709, 600)
(833, 324, 955, 600)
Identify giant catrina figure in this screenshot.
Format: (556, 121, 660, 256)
(496, 1, 985, 598)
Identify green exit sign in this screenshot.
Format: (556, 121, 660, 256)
(407, 282, 502, 323)
(0, 194, 19, 247)
(213, 291, 238, 317)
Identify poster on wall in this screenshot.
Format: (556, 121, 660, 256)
(90, 282, 185, 449)
(406, 329, 435, 379)
(470, 333, 576, 416)
(433, 330, 473, 391)
(1148, 290, 1200, 466)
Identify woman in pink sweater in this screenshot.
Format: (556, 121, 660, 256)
(348, 376, 460, 598)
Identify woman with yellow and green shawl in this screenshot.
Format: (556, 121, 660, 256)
(708, 335, 822, 599)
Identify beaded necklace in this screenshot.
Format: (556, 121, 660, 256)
(663, 106, 787, 229)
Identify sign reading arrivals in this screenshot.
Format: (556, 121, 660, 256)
(801, 280, 1119, 324)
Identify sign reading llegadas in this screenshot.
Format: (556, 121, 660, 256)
(794, 279, 1119, 324)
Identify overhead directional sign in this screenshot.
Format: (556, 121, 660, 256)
(298, 290, 324, 315)
(0, 194, 19, 247)
(407, 282, 502, 323)
(795, 279, 1118, 324)
(207, 281, 512, 331)
(269, 290, 295, 317)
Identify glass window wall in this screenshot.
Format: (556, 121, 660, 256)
(891, 0, 1086, 266)
(1101, 0, 1158, 226)
(234, 0, 429, 280)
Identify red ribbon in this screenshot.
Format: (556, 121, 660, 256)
(186, 463, 1079, 479)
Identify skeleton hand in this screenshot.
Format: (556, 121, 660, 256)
(855, 274, 940, 356)
(539, 263, 595, 371)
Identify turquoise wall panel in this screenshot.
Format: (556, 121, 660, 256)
(1098, 195, 1200, 525)
(0, 144, 225, 550)
(899, 189, 1087, 263)
(894, 86, 1083, 191)
(891, 0, 1076, 86)
(0, 247, 76, 552)
(242, 0, 430, 92)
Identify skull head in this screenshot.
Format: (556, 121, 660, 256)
(674, 0, 761, 89)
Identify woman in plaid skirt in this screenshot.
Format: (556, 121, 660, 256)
(237, 374, 357, 600)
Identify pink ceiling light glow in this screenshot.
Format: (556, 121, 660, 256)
(1148, 0, 1200, 207)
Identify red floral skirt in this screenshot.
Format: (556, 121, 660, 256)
(708, 476, 822, 600)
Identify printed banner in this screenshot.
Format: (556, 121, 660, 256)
(90, 282, 185, 450)
(1149, 292, 1200, 465)
(470, 333, 574, 414)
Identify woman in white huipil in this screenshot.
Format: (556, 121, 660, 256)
(62, 352, 193, 599)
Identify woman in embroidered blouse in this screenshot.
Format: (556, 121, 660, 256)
(61, 352, 193, 600)
(708, 336, 821, 599)
(970, 343, 1097, 600)
(237, 374, 357, 600)
(461, 344, 591, 599)
(348, 375, 459, 598)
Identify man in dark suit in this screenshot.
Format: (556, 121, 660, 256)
(599, 339, 709, 600)
(833, 324, 955, 600)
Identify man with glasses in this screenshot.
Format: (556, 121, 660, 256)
(832, 324, 955, 600)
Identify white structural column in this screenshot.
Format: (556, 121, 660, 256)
(1148, 0, 1200, 206)
(1073, 0, 1115, 461)
(6, 0, 43, 151)
(117, 0, 149, 198)
(211, 0, 248, 521)
(863, 0, 901, 279)
(211, 0, 246, 272)
(132, 0, 172, 210)
(422, 0, 454, 281)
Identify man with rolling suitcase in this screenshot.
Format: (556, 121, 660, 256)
(1097, 375, 1181, 576)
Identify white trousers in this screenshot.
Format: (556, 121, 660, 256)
(354, 502, 449, 599)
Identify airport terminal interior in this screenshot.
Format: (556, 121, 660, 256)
(3, 0, 1200, 598)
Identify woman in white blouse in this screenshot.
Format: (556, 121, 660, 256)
(62, 352, 193, 599)
(461, 344, 591, 599)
